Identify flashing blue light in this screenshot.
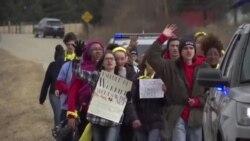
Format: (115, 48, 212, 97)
(216, 86, 229, 96)
(216, 86, 223, 91)
(114, 34, 123, 39)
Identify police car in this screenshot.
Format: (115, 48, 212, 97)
(109, 33, 167, 56)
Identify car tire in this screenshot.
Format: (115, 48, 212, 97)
(34, 33, 38, 38)
(39, 31, 45, 38)
(42, 32, 46, 38)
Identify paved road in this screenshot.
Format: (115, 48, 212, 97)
(0, 34, 64, 70)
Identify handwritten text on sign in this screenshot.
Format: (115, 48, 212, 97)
(88, 71, 132, 123)
(139, 79, 164, 99)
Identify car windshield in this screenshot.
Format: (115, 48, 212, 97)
(111, 36, 167, 56)
(47, 20, 62, 26)
(240, 42, 250, 83)
(136, 45, 150, 55)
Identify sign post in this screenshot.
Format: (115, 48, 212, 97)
(81, 11, 93, 40)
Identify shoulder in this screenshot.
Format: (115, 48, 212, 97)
(46, 61, 56, 70)
(199, 62, 210, 68)
(61, 61, 71, 69)
(48, 61, 56, 67)
(125, 64, 136, 74)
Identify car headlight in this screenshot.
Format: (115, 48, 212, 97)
(237, 102, 250, 126)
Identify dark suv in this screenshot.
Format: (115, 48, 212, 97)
(197, 24, 250, 141)
(34, 18, 64, 38)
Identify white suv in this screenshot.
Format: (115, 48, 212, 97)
(109, 33, 167, 55)
(197, 24, 250, 141)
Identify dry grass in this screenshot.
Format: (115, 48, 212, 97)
(0, 49, 54, 141)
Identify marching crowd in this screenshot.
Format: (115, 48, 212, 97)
(39, 24, 224, 141)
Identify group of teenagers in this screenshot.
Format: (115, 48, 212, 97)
(39, 24, 224, 141)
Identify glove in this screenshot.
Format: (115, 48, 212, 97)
(74, 40, 85, 57)
(39, 97, 45, 105)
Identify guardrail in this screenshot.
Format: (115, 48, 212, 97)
(0, 23, 84, 34)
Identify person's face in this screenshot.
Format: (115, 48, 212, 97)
(206, 48, 220, 66)
(102, 53, 116, 71)
(90, 44, 103, 61)
(129, 54, 137, 63)
(65, 40, 75, 54)
(181, 45, 195, 61)
(168, 40, 180, 59)
(114, 51, 127, 67)
(195, 36, 205, 55)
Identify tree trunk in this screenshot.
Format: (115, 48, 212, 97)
(163, 0, 169, 19)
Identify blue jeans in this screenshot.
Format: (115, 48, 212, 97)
(49, 94, 61, 126)
(136, 129, 161, 141)
(172, 118, 202, 141)
(92, 124, 120, 141)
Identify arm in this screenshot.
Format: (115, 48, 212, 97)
(67, 77, 83, 118)
(56, 80, 69, 94)
(147, 36, 173, 81)
(126, 35, 138, 53)
(125, 80, 139, 123)
(39, 63, 52, 104)
(56, 63, 70, 94)
(189, 64, 210, 108)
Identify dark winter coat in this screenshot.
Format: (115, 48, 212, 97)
(147, 40, 209, 141)
(39, 45, 64, 104)
(126, 72, 164, 132)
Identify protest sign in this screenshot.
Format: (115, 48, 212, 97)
(139, 79, 164, 99)
(88, 71, 132, 123)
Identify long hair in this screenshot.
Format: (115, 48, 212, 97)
(137, 53, 158, 78)
(95, 51, 119, 75)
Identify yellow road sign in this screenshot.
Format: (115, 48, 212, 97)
(81, 11, 93, 23)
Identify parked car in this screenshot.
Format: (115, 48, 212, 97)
(109, 33, 167, 56)
(34, 18, 64, 38)
(197, 24, 250, 141)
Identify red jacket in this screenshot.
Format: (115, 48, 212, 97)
(181, 55, 206, 121)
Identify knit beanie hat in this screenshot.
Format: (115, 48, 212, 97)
(179, 39, 195, 55)
(178, 39, 196, 62)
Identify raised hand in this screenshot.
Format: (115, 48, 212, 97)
(129, 35, 138, 48)
(162, 24, 177, 37)
(74, 40, 85, 57)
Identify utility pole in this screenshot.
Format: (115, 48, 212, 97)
(234, 8, 238, 25)
(163, 0, 169, 19)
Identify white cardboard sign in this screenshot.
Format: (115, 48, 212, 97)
(139, 79, 164, 99)
(87, 71, 132, 123)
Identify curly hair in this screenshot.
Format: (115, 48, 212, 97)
(201, 33, 224, 56)
(63, 32, 77, 44)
